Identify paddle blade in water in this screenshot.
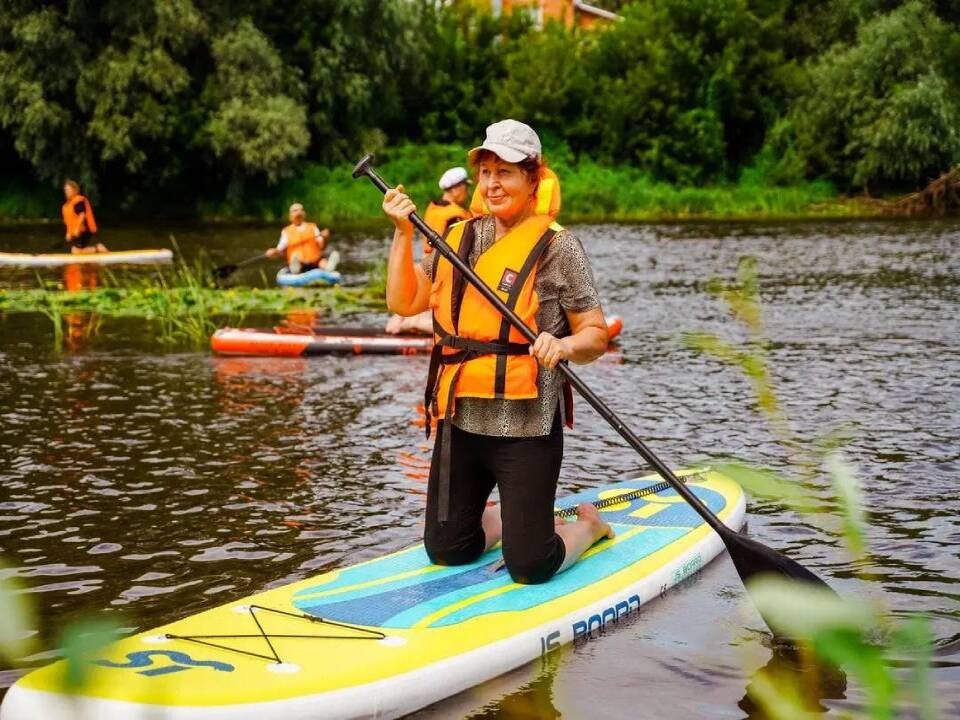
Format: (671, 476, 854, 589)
(723, 527, 834, 591)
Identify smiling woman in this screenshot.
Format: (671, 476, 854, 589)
(382, 119, 611, 588)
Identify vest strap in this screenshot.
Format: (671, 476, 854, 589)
(425, 327, 530, 525)
(493, 227, 556, 397)
(438, 335, 529, 356)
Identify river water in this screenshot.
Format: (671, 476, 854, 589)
(1, 220, 958, 718)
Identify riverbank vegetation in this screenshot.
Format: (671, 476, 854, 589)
(244, 145, 848, 223)
(1, 0, 958, 222)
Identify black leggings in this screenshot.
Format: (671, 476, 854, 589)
(69, 231, 94, 249)
(424, 416, 566, 584)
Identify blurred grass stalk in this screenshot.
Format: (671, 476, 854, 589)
(687, 256, 938, 719)
(1, 568, 124, 705)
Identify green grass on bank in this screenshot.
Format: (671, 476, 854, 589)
(3, 144, 868, 224)
(242, 144, 849, 224)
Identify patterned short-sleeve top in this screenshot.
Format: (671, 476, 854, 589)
(420, 215, 601, 437)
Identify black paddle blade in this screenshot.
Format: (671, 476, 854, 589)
(723, 526, 835, 591)
(722, 529, 837, 640)
(211, 263, 238, 280)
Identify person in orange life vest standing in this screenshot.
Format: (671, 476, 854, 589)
(382, 119, 613, 585)
(266, 203, 331, 274)
(386, 167, 473, 335)
(61, 180, 107, 254)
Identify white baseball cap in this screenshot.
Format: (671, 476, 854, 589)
(438, 167, 470, 190)
(288, 202, 305, 214)
(469, 119, 542, 164)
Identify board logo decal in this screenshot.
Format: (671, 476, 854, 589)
(93, 650, 235, 676)
(498, 268, 519, 293)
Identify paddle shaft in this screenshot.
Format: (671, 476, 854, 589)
(212, 252, 269, 279)
(217, 245, 336, 278)
(357, 165, 727, 537)
(231, 253, 272, 270)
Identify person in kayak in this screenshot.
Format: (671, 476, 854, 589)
(383, 119, 613, 585)
(62, 180, 107, 254)
(386, 167, 473, 335)
(266, 202, 332, 274)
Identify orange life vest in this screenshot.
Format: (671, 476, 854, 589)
(284, 222, 322, 265)
(62, 195, 98, 239)
(422, 200, 471, 255)
(428, 214, 560, 418)
(426, 214, 560, 521)
(469, 166, 561, 219)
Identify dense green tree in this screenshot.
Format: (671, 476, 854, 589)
(1, 0, 959, 213)
(788, 0, 960, 190)
(201, 19, 309, 192)
(416, 2, 533, 144)
(493, 22, 590, 147)
(498, 0, 788, 183)
(78, 37, 191, 175)
(0, 6, 87, 185)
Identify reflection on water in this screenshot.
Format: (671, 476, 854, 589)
(1, 220, 959, 718)
(738, 646, 849, 718)
(62, 264, 101, 352)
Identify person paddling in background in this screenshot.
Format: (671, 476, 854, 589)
(383, 119, 613, 585)
(266, 202, 333, 274)
(422, 166, 472, 254)
(62, 180, 106, 254)
(385, 167, 472, 335)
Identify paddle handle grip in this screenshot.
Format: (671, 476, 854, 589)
(355, 160, 727, 536)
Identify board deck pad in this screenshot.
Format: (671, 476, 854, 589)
(1, 468, 744, 720)
(292, 481, 725, 629)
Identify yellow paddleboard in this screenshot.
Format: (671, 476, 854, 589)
(1, 468, 745, 720)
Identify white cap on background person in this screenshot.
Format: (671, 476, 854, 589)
(468, 119, 542, 163)
(438, 167, 471, 190)
(289, 202, 305, 214)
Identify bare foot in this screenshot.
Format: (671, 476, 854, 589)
(95, 243, 108, 253)
(384, 314, 404, 334)
(481, 505, 502, 551)
(577, 502, 615, 541)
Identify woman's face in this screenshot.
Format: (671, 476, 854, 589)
(63, 184, 77, 200)
(477, 158, 534, 221)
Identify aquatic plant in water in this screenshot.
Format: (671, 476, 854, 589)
(0, 239, 386, 349)
(687, 257, 941, 719)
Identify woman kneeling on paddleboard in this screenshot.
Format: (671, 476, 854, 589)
(384, 119, 614, 584)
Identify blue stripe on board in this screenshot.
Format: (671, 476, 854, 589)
(296, 526, 688, 628)
(413, 527, 688, 628)
(292, 479, 728, 629)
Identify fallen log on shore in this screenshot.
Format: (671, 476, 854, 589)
(885, 166, 960, 216)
